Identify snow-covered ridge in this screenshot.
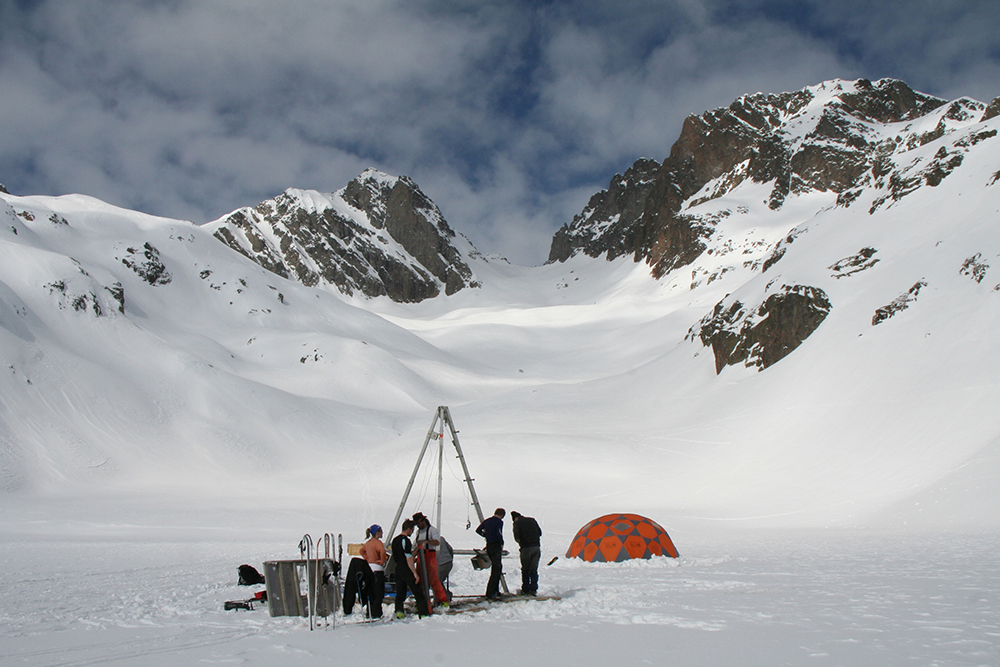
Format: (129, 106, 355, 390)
(205, 169, 483, 303)
(2, 78, 999, 549)
(549, 78, 993, 276)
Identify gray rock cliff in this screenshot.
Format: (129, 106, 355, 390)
(209, 169, 481, 303)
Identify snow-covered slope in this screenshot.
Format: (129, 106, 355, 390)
(0, 193, 456, 497)
(2, 79, 999, 542)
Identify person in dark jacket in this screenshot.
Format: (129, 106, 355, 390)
(511, 511, 542, 595)
(476, 507, 505, 599)
(391, 519, 430, 618)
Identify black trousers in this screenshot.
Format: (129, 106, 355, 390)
(485, 542, 504, 598)
(343, 558, 373, 615)
(394, 566, 430, 616)
(369, 570, 385, 617)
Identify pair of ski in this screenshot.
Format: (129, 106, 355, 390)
(298, 532, 344, 630)
(344, 614, 392, 625)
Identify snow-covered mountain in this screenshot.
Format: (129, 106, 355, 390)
(208, 169, 484, 302)
(552, 78, 1000, 372)
(2, 78, 999, 537)
(549, 79, 990, 268)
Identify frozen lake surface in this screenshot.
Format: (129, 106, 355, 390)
(2, 528, 997, 667)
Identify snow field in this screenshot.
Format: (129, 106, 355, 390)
(1, 528, 997, 667)
(4, 86, 1000, 667)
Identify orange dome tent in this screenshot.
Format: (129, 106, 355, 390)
(566, 513, 679, 562)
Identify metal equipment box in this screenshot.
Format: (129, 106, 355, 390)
(264, 559, 338, 618)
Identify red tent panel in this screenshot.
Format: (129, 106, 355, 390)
(566, 513, 679, 561)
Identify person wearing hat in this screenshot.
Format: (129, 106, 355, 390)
(359, 524, 387, 618)
(510, 511, 542, 596)
(412, 512, 450, 608)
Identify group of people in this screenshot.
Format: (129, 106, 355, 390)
(389, 512, 452, 618)
(476, 508, 542, 599)
(344, 508, 541, 619)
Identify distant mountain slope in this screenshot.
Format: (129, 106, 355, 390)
(2, 78, 999, 532)
(551, 78, 1000, 372)
(0, 192, 462, 496)
(207, 169, 484, 303)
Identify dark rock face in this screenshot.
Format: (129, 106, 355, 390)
(829, 248, 879, 279)
(211, 170, 480, 303)
(667, 89, 814, 210)
(873, 281, 926, 326)
(549, 158, 661, 263)
(835, 78, 943, 123)
(981, 96, 1000, 122)
(690, 285, 832, 374)
(549, 79, 948, 277)
(341, 174, 476, 297)
(121, 243, 171, 286)
(959, 254, 989, 284)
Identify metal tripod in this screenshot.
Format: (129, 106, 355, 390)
(386, 405, 508, 594)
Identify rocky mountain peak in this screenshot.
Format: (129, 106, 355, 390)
(983, 96, 1000, 121)
(340, 169, 435, 232)
(547, 78, 959, 277)
(832, 77, 945, 123)
(549, 77, 999, 373)
(208, 170, 481, 303)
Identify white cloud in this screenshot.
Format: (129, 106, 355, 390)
(0, 0, 997, 265)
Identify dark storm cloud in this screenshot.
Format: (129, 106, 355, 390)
(1, 0, 997, 264)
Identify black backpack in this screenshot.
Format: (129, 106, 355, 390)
(238, 564, 265, 586)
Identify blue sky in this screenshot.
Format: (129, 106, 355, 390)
(1, 0, 998, 265)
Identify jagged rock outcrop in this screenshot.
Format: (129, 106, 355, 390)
(549, 158, 661, 263)
(208, 169, 481, 303)
(829, 248, 879, 279)
(873, 281, 926, 326)
(689, 285, 832, 373)
(119, 242, 171, 286)
(549, 79, 950, 276)
(981, 96, 1000, 122)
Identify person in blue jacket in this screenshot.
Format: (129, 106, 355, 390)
(476, 508, 505, 599)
